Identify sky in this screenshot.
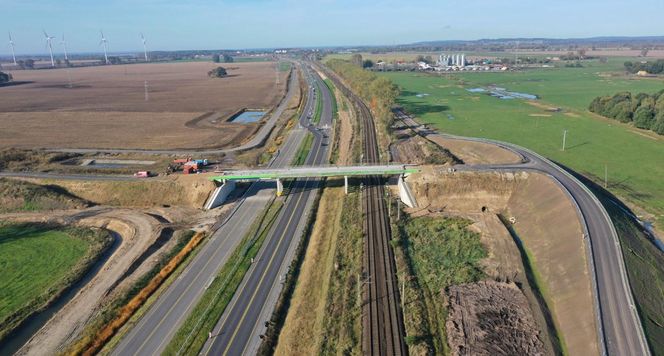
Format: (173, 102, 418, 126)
(3, 0, 663, 55)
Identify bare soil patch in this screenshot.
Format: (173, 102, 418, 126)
(427, 136, 522, 165)
(446, 281, 545, 356)
(0, 62, 287, 150)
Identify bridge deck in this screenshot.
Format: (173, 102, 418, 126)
(210, 165, 419, 181)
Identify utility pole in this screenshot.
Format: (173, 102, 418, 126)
(562, 129, 568, 151)
(397, 200, 401, 221)
(604, 163, 608, 188)
(144, 80, 149, 101)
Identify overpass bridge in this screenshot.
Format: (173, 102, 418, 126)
(206, 164, 420, 209)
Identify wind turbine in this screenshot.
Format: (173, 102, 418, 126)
(99, 30, 109, 64)
(8, 31, 17, 65)
(61, 34, 68, 61)
(43, 30, 56, 67)
(140, 33, 148, 62)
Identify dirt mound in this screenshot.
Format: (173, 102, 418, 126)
(446, 281, 545, 356)
(40, 175, 215, 209)
(0, 178, 89, 213)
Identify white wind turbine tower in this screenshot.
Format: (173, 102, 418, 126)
(43, 30, 56, 67)
(8, 32, 17, 65)
(140, 33, 148, 62)
(99, 30, 109, 64)
(61, 34, 69, 61)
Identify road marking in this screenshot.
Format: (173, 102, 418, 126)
(129, 197, 257, 354)
(210, 95, 327, 356)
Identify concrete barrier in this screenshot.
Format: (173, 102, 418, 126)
(205, 180, 236, 210)
(398, 175, 417, 208)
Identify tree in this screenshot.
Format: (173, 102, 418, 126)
(634, 106, 656, 129)
(652, 112, 664, 135)
(208, 66, 228, 78)
(350, 54, 363, 67)
(362, 59, 374, 68)
(640, 48, 649, 57)
(23, 59, 35, 69)
(222, 54, 234, 63)
(212, 54, 221, 63)
(0, 71, 12, 84)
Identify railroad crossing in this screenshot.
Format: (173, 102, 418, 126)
(206, 164, 420, 209)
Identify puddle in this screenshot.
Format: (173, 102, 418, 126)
(229, 110, 265, 123)
(415, 93, 430, 98)
(467, 86, 537, 100)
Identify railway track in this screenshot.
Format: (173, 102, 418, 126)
(322, 65, 407, 356)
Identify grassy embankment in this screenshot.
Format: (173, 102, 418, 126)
(391, 215, 486, 355)
(0, 178, 89, 213)
(380, 57, 664, 353)
(380, 58, 664, 227)
(0, 223, 112, 341)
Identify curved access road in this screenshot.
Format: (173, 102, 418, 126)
(396, 109, 650, 356)
(49, 63, 300, 156)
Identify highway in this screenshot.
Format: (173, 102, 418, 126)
(111, 62, 320, 355)
(200, 64, 334, 356)
(395, 109, 650, 356)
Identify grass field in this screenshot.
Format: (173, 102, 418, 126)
(0, 223, 111, 339)
(393, 215, 486, 354)
(380, 58, 664, 226)
(0, 61, 287, 150)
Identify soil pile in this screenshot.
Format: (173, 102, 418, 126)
(446, 280, 545, 356)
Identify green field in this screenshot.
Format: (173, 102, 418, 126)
(0, 223, 111, 339)
(380, 58, 664, 226)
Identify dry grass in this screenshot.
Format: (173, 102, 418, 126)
(36, 174, 215, 208)
(0, 62, 287, 149)
(275, 186, 344, 355)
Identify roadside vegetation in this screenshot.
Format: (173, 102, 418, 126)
(0, 178, 89, 213)
(0, 223, 112, 341)
(391, 215, 486, 354)
(581, 179, 664, 355)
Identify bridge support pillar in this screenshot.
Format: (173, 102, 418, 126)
(276, 178, 283, 196)
(344, 175, 349, 195)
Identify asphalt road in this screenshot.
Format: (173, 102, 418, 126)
(200, 64, 334, 356)
(396, 110, 650, 356)
(49, 62, 300, 156)
(0, 171, 139, 181)
(111, 63, 319, 356)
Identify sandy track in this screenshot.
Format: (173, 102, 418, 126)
(0, 207, 165, 355)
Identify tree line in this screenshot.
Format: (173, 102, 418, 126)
(326, 58, 399, 128)
(624, 59, 664, 74)
(589, 90, 664, 135)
